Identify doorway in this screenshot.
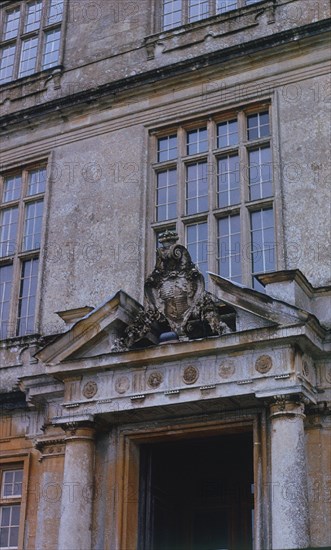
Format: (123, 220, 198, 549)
(138, 431, 254, 550)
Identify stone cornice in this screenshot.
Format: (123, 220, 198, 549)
(0, 19, 330, 131)
(44, 323, 327, 378)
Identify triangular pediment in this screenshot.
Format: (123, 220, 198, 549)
(36, 291, 158, 366)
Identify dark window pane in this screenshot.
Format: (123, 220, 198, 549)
(28, 168, 46, 196)
(48, 0, 64, 24)
(157, 134, 177, 162)
(3, 8, 20, 40)
(25, 0, 42, 32)
(189, 0, 209, 22)
(17, 258, 39, 336)
(156, 169, 177, 221)
(217, 119, 238, 148)
(42, 28, 61, 69)
(217, 0, 238, 14)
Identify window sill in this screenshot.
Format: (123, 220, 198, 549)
(0, 65, 63, 92)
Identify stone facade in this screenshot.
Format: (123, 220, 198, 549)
(0, 1, 330, 549)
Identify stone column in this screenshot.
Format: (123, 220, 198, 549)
(270, 397, 310, 549)
(57, 423, 96, 550)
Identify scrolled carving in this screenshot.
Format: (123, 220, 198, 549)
(111, 232, 233, 351)
(145, 231, 232, 338)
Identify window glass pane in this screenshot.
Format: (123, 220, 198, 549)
(0, 525, 9, 548)
(186, 222, 208, 281)
(2, 470, 23, 497)
(156, 169, 177, 221)
(157, 135, 177, 162)
(0, 507, 10, 526)
(245, 0, 261, 4)
(217, 215, 241, 283)
(19, 37, 38, 77)
(217, 0, 238, 14)
(0, 505, 20, 547)
(0, 207, 18, 257)
(251, 208, 275, 289)
(188, 0, 209, 23)
(25, 0, 42, 33)
(3, 8, 21, 40)
(48, 0, 64, 24)
(0, 264, 13, 339)
(217, 119, 238, 148)
(162, 0, 182, 30)
(186, 162, 208, 215)
(2, 175, 22, 203)
(0, 45, 16, 84)
(187, 127, 208, 155)
(27, 167, 47, 195)
(247, 111, 270, 140)
(217, 154, 240, 207)
(42, 28, 61, 69)
(249, 146, 272, 200)
(17, 258, 39, 336)
(22, 200, 44, 251)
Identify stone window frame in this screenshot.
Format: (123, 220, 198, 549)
(0, 161, 49, 340)
(149, 101, 278, 291)
(0, 456, 29, 550)
(157, 0, 264, 32)
(0, 0, 66, 86)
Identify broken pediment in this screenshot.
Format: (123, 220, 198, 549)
(36, 236, 321, 367)
(35, 291, 160, 366)
(209, 272, 311, 327)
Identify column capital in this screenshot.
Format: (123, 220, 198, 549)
(269, 395, 306, 420)
(52, 413, 96, 440)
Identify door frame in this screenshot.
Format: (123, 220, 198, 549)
(113, 410, 269, 550)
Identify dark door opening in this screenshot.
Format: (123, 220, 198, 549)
(138, 431, 254, 550)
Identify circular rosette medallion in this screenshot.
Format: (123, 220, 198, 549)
(255, 355, 272, 374)
(115, 376, 130, 394)
(147, 371, 164, 389)
(82, 381, 98, 399)
(218, 361, 236, 379)
(183, 365, 199, 385)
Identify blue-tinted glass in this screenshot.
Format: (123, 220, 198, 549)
(3, 8, 20, 40)
(217, 0, 238, 14)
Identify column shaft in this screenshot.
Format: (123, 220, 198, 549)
(58, 426, 95, 549)
(270, 399, 310, 549)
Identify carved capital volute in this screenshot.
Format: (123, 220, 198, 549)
(269, 395, 306, 420)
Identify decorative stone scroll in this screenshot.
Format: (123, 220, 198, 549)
(145, 231, 232, 338)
